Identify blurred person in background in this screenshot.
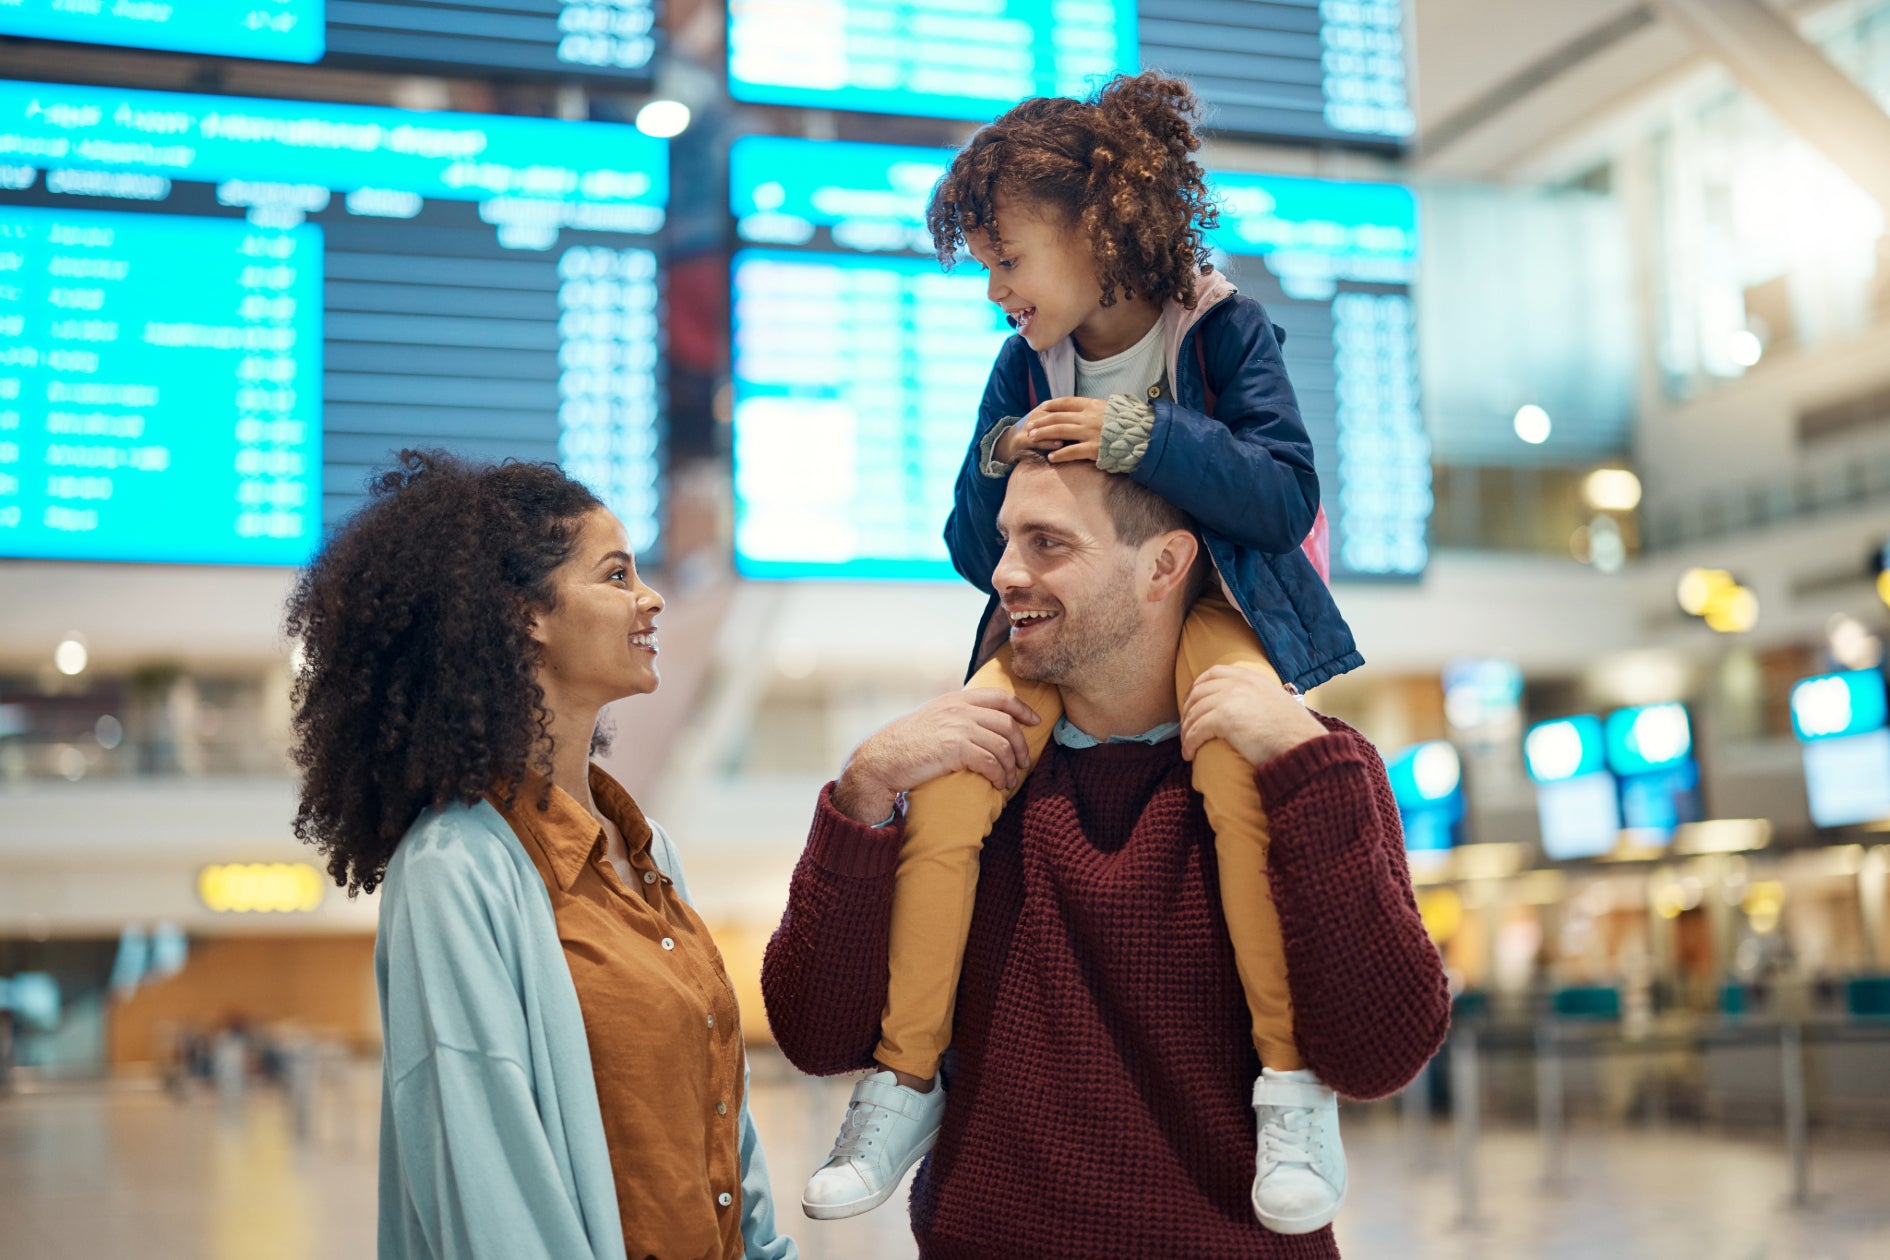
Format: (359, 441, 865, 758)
(286, 451, 796, 1260)
(765, 455, 1447, 1259)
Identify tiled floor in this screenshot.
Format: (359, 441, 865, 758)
(2, 1051, 1888, 1259)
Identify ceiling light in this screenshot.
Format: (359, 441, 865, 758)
(1583, 468, 1642, 512)
(54, 636, 88, 676)
(635, 100, 691, 139)
(1728, 329, 1763, 368)
(1513, 403, 1551, 445)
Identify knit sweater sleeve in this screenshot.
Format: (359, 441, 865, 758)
(760, 782, 903, 1077)
(1252, 717, 1451, 1101)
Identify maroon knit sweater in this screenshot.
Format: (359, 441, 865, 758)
(762, 717, 1450, 1259)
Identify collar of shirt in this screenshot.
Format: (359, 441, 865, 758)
(1051, 716, 1182, 750)
(495, 762, 653, 892)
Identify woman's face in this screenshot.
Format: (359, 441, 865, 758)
(530, 507, 664, 707)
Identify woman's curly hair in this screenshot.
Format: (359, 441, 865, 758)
(284, 450, 602, 895)
(927, 71, 1220, 310)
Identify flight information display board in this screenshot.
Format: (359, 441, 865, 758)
(726, 1, 1409, 147)
(1142, 1, 1413, 146)
(730, 138, 1007, 580)
(0, 1, 660, 81)
(728, 135, 1425, 582)
(728, 0, 1138, 120)
(0, 81, 667, 566)
(1207, 171, 1426, 579)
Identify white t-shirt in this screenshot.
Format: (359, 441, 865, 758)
(1074, 317, 1164, 401)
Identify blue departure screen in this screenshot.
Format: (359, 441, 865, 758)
(0, 0, 323, 62)
(730, 139, 1005, 581)
(0, 205, 321, 564)
(728, 0, 1138, 120)
(0, 2, 658, 81)
(1209, 171, 1425, 580)
(0, 82, 668, 566)
(728, 136, 1425, 583)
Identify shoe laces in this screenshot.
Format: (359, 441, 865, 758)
(829, 1099, 887, 1161)
(1258, 1105, 1316, 1174)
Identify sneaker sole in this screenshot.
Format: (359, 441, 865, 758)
(800, 1128, 940, 1221)
(1254, 1186, 1347, 1235)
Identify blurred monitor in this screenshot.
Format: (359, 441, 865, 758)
(1802, 727, 1890, 828)
(728, 0, 1138, 121)
(1141, 1, 1412, 147)
(1524, 714, 1607, 784)
(1385, 740, 1463, 853)
(725, 1, 1411, 149)
(0, 1, 659, 81)
(1536, 771, 1622, 861)
(1617, 760, 1700, 836)
(1603, 702, 1692, 776)
(728, 136, 1009, 580)
(727, 135, 1422, 581)
(0, 81, 668, 565)
(1207, 171, 1424, 579)
(1789, 669, 1889, 742)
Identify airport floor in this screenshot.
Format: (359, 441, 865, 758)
(2, 1049, 1888, 1260)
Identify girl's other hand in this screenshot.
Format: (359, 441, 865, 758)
(1016, 396, 1108, 466)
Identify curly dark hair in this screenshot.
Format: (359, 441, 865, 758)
(285, 450, 603, 895)
(926, 71, 1220, 310)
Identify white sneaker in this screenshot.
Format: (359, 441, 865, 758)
(1251, 1067, 1347, 1234)
(801, 1071, 947, 1220)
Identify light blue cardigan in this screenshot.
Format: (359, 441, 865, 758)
(374, 798, 798, 1260)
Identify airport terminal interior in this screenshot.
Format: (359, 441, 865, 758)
(1, 1, 1889, 1257)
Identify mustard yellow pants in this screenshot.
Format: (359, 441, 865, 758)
(877, 594, 1302, 1078)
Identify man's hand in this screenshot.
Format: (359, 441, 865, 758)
(996, 396, 1109, 466)
(834, 688, 1042, 825)
(1180, 665, 1329, 768)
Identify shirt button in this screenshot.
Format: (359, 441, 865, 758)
(642, 870, 658, 884)
(660, 938, 675, 951)
(1147, 385, 1160, 399)
(717, 1192, 732, 1208)
(706, 1015, 715, 1029)
(716, 1101, 728, 1116)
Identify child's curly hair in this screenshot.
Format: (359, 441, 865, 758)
(927, 71, 1220, 310)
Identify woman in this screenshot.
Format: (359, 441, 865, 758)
(287, 450, 796, 1260)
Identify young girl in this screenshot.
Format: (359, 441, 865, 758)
(801, 73, 1364, 1236)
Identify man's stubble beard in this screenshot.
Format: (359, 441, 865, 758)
(1009, 556, 1145, 690)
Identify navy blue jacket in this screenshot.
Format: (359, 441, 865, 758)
(944, 285, 1364, 693)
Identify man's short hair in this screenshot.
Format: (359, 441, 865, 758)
(1014, 449, 1209, 598)
(1014, 448, 1194, 544)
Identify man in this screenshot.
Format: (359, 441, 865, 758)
(763, 455, 1449, 1258)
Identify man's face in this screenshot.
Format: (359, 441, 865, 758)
(992, 461, 1145, 688)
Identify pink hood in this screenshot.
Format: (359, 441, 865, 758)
(1032, 268, 1240, 401)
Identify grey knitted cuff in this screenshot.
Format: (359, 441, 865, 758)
(1097, 395, 1155, 474)
(978, 416, 1021, 478)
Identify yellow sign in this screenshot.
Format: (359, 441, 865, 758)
(197, 863, 326, 914)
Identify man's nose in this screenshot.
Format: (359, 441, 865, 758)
(992, 538, 1029, 592)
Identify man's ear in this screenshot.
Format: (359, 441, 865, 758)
(1145, 529, 1201, 603)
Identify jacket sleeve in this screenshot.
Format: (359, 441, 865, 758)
(1132, 305, 1321, 554)
(379, 848, 601, 1260)
(648, 823, 799, 1260)
(943, 338, 1036, 594)
(761, 784, 903, 1076)
(1251, 719, 1451, 1100)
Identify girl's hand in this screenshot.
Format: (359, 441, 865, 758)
(1180, 665, 1328, 767)
(1016, 396, 1109, 466)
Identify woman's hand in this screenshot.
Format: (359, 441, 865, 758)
(998, 397, 1110, 466)
(1180, 665, 1329, 767)
(834, 688, 1042, 825)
